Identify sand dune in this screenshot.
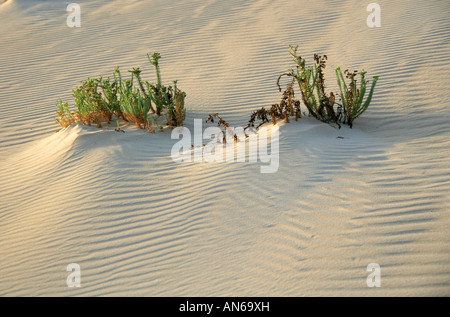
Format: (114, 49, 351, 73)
(0, 0, 449, 296)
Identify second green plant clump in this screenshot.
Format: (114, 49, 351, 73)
(278, 45, 379, 128)
(56, 53, 186, 132)
(223, 45, 379, 133)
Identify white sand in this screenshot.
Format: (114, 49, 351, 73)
(0, 0, 449, 296)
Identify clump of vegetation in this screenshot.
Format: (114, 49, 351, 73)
(278, 45, 339, 126)
(56, 98, 76, 128)
(335, 68, 379, 128)
(56, 53, 187, 131)
(284, 45, 379, 128)
(117, 67, 153, 129)
(206, 46, 379, 142)
(71, 77, 115, 126)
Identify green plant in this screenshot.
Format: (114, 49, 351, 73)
(72, 77, 112, 125)
(113, 67, 152, 129)
(282, 45, 338, 125)
(99, 74, 121, 115)
(273, 45, 378, 128)
(208, 46, 378, 133)
(72, 80, 94, 125)
(172, 80, 186, 127)
(119, 86, 152, 128)
(55, 52, 187, 131)
(147, 53, 167, 116)
(56, 98, 75, 128)
(335, 68, 379, 128)
(148, 53, 162, 89)
(145, 54, 187, 127)
(128, 67, 156, 115)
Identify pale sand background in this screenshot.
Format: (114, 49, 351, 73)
(0, 0, 449, 296)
